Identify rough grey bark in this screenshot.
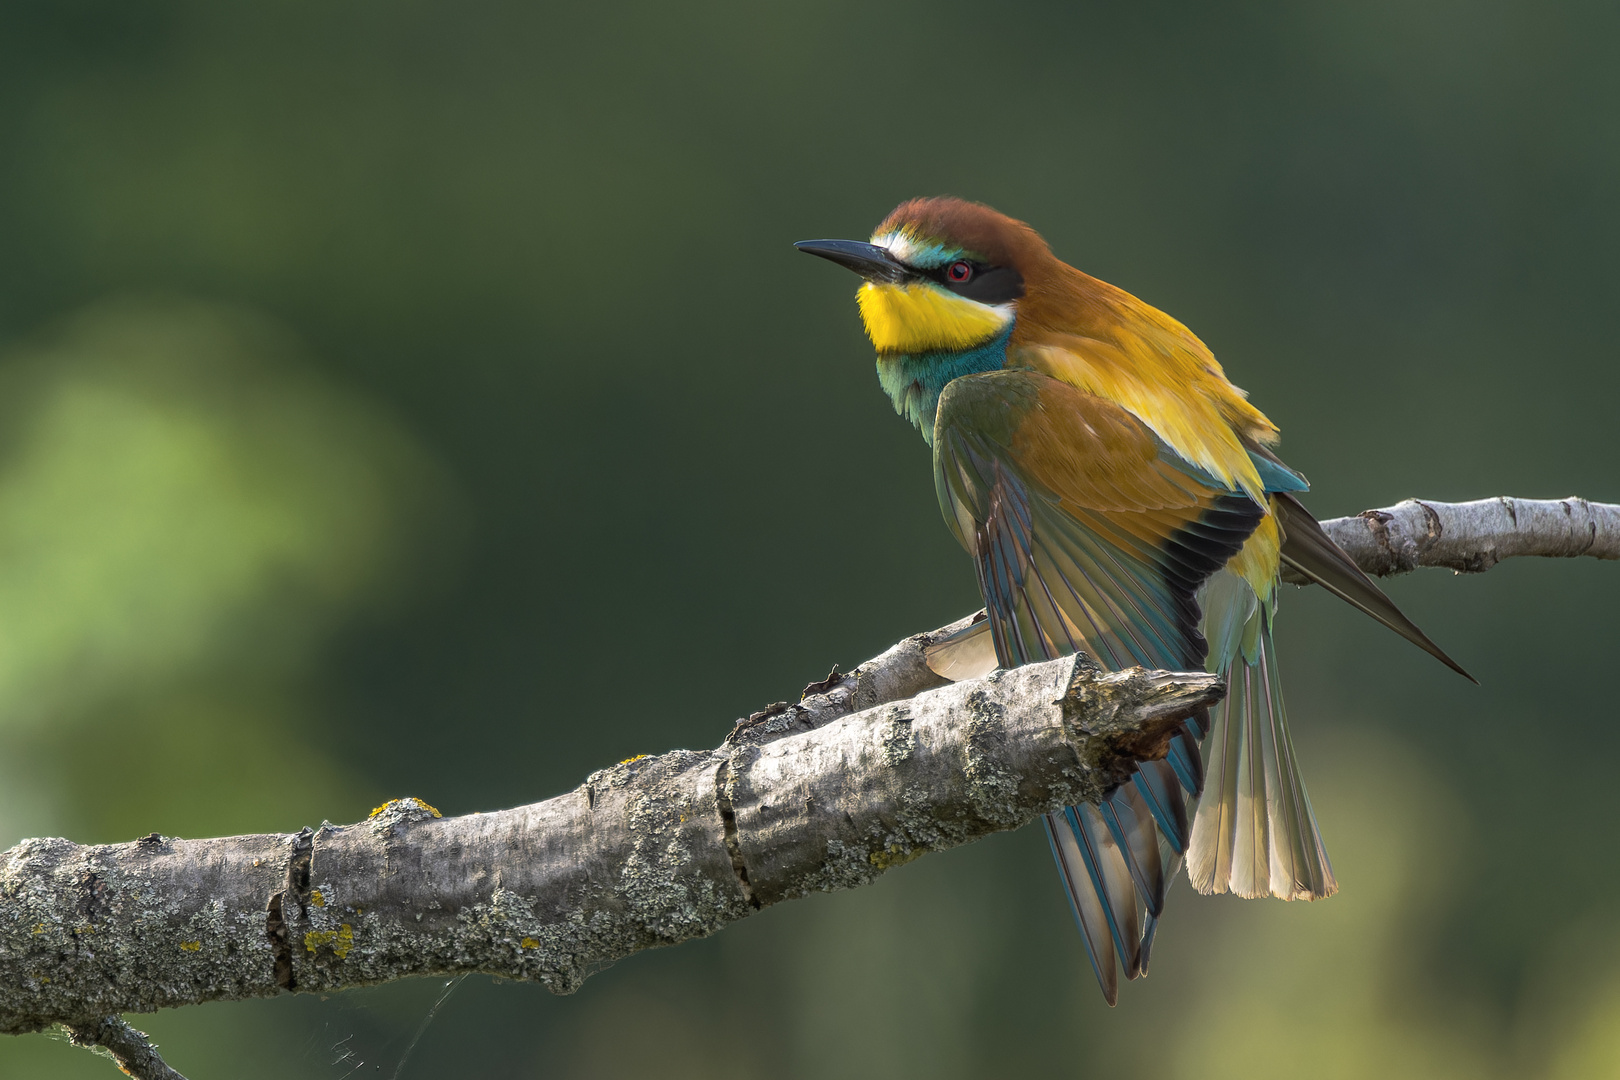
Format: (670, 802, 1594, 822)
(0, 655, 1220, 1041)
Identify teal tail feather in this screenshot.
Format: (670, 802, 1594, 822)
(1044, 812, 1120, 1005)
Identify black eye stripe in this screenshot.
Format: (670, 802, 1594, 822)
(916, 260, 1025, 305)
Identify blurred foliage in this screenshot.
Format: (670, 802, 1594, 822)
(2, 0, 1619, 1077)
(0, 297, 455, 843)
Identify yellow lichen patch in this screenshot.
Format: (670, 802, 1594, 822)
(857, 281, 1011, 354)
(520, 937, 540, 950)
(618, 754, 650, 766)
(304, 924, 355, 959)
(867, 843, 924, 870)
(310, 889, 325, 907)
(179, 940, 202, 952)
(369, 796, 442, 819)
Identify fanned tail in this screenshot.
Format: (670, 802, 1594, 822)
(1187, 596, 1334, 900)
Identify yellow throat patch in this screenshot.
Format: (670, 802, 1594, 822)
(856, 282, 1011, 354)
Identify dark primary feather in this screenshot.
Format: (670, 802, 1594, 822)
(1272, 493, 1475, 682)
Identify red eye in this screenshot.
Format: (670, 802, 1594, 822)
(947, 260, 973, 283)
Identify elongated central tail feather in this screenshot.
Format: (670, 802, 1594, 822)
(1187, 597, 1334, 900)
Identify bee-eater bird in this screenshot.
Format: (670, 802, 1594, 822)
(797, 197, 1469, 1005)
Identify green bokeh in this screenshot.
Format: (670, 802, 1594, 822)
(2, 2, 1618, 1076)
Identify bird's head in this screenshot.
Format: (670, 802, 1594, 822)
(797, 197, 1051, 355)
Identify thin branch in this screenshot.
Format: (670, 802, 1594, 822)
(0, 656, 1221, 1036)
(1285, 495, 1620, 583)
(744, 495, 1620, 728)
(63, 1016, 188, 1080)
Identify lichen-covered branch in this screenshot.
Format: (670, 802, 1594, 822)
(1284, 495, 1620, 583)
(0, 654, 1221, 1039)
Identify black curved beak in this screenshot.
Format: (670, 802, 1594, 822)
(794, 239, 909, 283)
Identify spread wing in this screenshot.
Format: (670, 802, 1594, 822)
(932, 369, 1264, 999)
(933, 369, 1263, 676)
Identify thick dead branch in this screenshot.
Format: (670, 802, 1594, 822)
(0, 655, 1221, 1038)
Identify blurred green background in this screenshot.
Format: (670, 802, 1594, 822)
(2, 1, 1618, 1076)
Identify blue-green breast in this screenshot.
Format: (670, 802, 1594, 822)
(876, 325, 1014, 445)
